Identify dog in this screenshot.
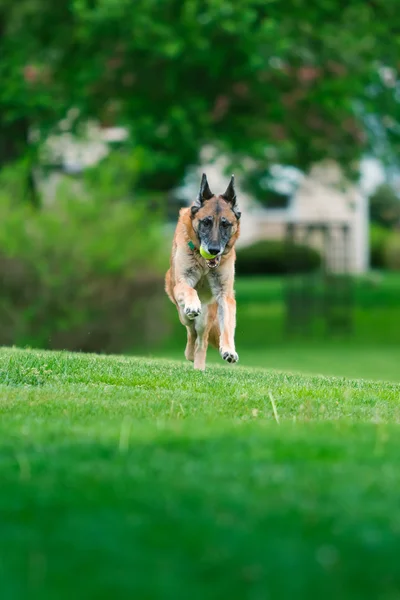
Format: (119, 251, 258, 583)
(165, 173, 241, 371)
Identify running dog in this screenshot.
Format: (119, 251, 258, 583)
(165, 173, 241, 371)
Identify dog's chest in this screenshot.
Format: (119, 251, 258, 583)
(195, 272, 220, 304)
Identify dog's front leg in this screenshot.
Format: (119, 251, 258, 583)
(174, 280, 202, 321)
(218, 294, 239, 364)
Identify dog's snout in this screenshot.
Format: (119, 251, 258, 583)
(208, 246, 220, 256)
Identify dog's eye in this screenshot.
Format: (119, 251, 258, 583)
(202, 217, 213, 226)
(221, 219, 231, 228)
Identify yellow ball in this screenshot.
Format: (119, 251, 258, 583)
(200, 246, 216, 260)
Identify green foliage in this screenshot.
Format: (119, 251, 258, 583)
(369, 220, 400, 270)
(1, 348, 400, 599)
(1, 0, 400, 191)
(0, 169, 168, 351)
(235, 240, 321, 275)
(384, 231, 400, 270)
(369, 223, 389, 268)
(369, 184, 400, 229)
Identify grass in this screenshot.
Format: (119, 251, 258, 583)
(157, 343, 400, 383)
(1, 346, 400, 599)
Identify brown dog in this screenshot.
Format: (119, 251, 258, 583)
(165, 173, 241, 371)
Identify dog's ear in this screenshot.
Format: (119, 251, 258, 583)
(222, 174, 241, 220)
(191, 173, 214, 216)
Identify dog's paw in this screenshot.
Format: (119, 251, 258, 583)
(184, 303, 202, 320)
(220, 348, 239, 364)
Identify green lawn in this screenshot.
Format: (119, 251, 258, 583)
(157, 343, 400, 382)
(1, 347, 400, 599)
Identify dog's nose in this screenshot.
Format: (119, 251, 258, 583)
(207, 246, 220, 256)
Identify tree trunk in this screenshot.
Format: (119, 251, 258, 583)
(0, 11, 39, 206)
(0, 115, 40, 207)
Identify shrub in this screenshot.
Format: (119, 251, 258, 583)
(0, 167, 170, 353)
(370, 223, 389, 269)
(369, 183, 400, 229)
(384, 231, 400, 271)
(235, 240, 321, 276)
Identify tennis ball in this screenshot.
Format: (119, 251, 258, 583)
(200, 246, 216, 260)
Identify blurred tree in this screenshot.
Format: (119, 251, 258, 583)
(1, 0, 400, 197)
(369, 184, 400, 229)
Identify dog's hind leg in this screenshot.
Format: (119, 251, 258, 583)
(185, 324, 196, 362)
(207, 303, 219, 349)
(193, 305, 212, 371)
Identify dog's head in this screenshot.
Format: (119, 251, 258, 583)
(191, 173, 241, 269)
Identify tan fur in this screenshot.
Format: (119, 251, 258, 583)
(165, 196, 240, 371)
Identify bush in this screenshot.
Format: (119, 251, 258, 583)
(0, 167, 170, 353)
(384, 232, 400, 271)
(370, 223, 390, 268)
(369, 184, 400, 229)
(235, 240, 321, 276)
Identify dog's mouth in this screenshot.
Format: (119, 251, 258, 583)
(206, 256, 221, 269)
